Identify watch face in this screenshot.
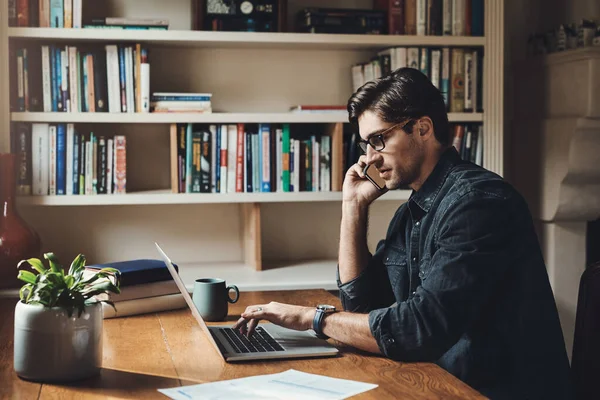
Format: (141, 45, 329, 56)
(240, 1, 253, 14)
(317, 304, 336, 312)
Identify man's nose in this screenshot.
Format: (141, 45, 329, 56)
(366, 146, 381, 165)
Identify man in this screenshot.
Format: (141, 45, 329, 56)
(233, 68, 572, 399)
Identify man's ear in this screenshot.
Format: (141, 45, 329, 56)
(417, 117, 434, 139)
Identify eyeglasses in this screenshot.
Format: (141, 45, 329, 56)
(357, 119, 413, 154)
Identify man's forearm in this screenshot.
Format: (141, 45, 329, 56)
(338, 201, 370, 283)
(321, 311, 381, 354)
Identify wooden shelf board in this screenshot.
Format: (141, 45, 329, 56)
(17, 189, 411, 206)
(177, 259, 339, 292)
(10, 112, 483, 124)
(8, 28, 486, 50)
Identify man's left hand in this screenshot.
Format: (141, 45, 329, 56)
(232, 302, 315, 337)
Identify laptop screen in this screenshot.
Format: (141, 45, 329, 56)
(155, 242, 224, 359)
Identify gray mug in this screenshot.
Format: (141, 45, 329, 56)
(192, 278, 239, 321)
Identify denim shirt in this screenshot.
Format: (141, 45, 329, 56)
(337, 148, 573, 399)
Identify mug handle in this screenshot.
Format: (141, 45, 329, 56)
(227, 285, 239, 303)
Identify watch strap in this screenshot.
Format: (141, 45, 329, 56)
(312, 309, 328, 339)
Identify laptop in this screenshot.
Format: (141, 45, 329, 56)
(155, 242, 339, 362)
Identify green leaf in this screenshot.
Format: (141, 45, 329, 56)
(82, 281, 120, 298)
(64, 275, 74, 289)
(18, 258, 46, 275)
(68, 254, 86, 276)
(102, 300, 117, 313)
(19, 284, 32, 302)
(44, 252, 63, 274)
(17, 270, 37, 285)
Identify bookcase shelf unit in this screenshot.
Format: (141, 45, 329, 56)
(8, 27, 486, 49)
(0, 0, 504, 292)
(16, 189, 412, 206)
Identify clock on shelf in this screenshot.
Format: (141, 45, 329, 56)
(193, 0, 287, 32)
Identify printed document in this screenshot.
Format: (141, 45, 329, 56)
(158, 369, 378, 400)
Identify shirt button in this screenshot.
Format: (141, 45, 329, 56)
(412, 291, 416, 296)
(412, 257, 417, 262)
(418, 270, 425, 279)
(386, 337, 395, 344)
(415, 221, 420, 227)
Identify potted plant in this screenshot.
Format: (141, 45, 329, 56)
(14, 252, 120, 382)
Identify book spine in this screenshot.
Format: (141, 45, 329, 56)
(114, 135, 127, 194)
(260, 124, 271, 192)
(450, 48, 465, 112)
(14, 123, 31, 195)
(219, 125, 228, 193)
(209, 125, 217, 193)
(31, 124, 49, 195)
(94, 50, 108, 112)
(227, 124, 237, 194)
(125, 47, 134, 113)
(48, 125, 56, 195)
(72, 0, 82, 28)
(430, 49, 441, 90)
(191, 130, 202, 193)
(87, 52, 96, 112)
(92, 133, 97, 194)
(276, 128, 282, 192)
(282, 124, 290, 192)
(441, 47, 450, 109)
(49, 0, 63, 27)
(140, 48, 150, 113)
(451, 0, 465, 36)
(427, 0, 442, 36)
(215, 125, 221, 193)
(72, 130, 79, 195)
(79, 133, 85, 195)
(442, 0, 452, 35)
(8, 0, 17, 27)
(106, 138, 113, 194)
(65, 123, 74, 195)
(118, 46, 127, 112)
(201, 130, 211, 193)
(245, 132, 252, 192)
(41, 46, 51, 112)
(39, 0, 49, 27)
(16, 49, 24, 111)
(419, 47, 429, 78)
(98, 136, 107, 194)
(63, 0, 72, 28)
(235, 124, 244, 193)
(56, 124, 66, 195)
(416, 0, 427, 36)
(464, 51, 473, 112)
(23, 48, 29, 110)
(185, 123, 193, 193)
(404, 0, 417, 35)
(17, 0, 29, 27)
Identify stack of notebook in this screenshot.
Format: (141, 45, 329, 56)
(85, 259, 186, 319)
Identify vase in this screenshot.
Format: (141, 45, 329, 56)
(0, 153, 41, 289)
(14, 301, 103, 382)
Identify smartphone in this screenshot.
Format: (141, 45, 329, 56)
(363, 164, 387, 191)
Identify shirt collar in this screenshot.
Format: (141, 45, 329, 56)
(408, 147, 462, 213)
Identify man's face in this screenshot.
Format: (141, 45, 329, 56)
(357, 110, 425, 190)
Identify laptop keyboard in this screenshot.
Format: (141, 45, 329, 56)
(216, 327, 285, 354)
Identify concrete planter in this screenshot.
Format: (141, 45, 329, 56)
(13, 301, 103, 382)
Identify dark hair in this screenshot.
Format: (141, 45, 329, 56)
(347, 68, 450, 146)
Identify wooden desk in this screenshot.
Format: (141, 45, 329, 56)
(0, 290, 483, 399)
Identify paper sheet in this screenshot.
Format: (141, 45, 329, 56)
(158, 369, 378, 400)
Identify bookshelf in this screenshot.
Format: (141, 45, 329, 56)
(1, 0, 504, 292)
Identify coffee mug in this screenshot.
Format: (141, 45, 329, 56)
(192, 278, 239, 322)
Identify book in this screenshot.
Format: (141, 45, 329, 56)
(85, 259, 178, 287)
(99, 279, 180, 303)
(102, 293, 186, 319)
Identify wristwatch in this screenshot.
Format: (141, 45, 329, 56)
(313, 304, 337, 339)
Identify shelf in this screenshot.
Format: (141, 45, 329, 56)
(8, 28, 486, 50)
(177, 260, 339, 292)
(17, 189, 412, 206)
(0, 261, 339, 295)
(10, 112, 484, 124)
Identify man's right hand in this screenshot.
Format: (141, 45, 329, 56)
(343, 155, 388, 206)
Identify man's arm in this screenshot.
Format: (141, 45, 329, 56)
(338, 201, 370, 284)
(321, 311, 381, 354)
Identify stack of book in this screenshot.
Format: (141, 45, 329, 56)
(85, 259, 186, 319)
(151, 93, 212, 113)
(84, 17, 169, 31)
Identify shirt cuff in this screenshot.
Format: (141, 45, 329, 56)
(368, 307, 399, 359)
